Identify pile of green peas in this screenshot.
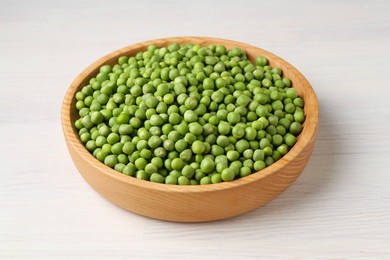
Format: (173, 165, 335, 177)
(74, 43, 305, 185)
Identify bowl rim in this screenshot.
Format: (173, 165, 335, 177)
(62, 36, 319, 194)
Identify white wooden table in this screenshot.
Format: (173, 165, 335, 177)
(1, 0, 390, 258)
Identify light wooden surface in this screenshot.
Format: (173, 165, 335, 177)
(1, 0, 390, 258)
(62, 36, 318, 222)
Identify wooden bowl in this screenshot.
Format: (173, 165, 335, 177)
(62, 37, 319, 222)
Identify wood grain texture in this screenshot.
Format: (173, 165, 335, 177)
(1, 0, 390, 258)
(62, 37, 318, 222)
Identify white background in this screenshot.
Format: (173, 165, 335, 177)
(1, 0, 390, 258)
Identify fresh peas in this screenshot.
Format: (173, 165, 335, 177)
(227, 150, 240, 161)
(216, 135, 230, 147)
(290, 122, 303, 135)
(148, 136, 162, 149)
(188, 122, 203, 135)
(200, 176, 212, 185)
(245, 127, 257, 141)
(221, 168, 235, 181)
(200, 157, 215, 173)
(150, 173, 165, 183)
(171, 158, 185, 170)
(235, 139, 249, 153)
(104, 155, 117, 168)
(182, 165, 195, 179)
(203, 78, 214, 89)
(227, 112, 240, 124)
(211, 173, 223, 183)
(284, 133, 297, 147)
(254, 161, 266, 171)
(178, 176, 190, 185)
(192, 140, 205, 155)
(165, 175, 178, 185)
(183, 110, 198, 122)
(232, 126, 245, 138)
(75, 43, 305, 185)
(150, 114, 164, 126)
(218, 121, 231, 135)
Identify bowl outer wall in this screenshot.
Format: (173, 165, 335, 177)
(61, 36, 319, 222)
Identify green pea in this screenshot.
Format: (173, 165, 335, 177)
(227, 150, 239, 161)
(200, 157, 215, 173)
(253, 149, 265, 161)
(111, 143, 124, 155)
(272, 150, 282, 161)
(210, 173, 222, 184)
(243, 149, 253, 160)
(163, 139, 175, 151)
(232, 126, 245, 138)
(135, 157, 147, 170)
(216, 135, 230, 147)
(136, 170, 149, 180)
(235, 139, 249, 154)
(178, 176, 190, 185)
(218, 121, 231, 135)
(286, 88, 298, 99)
(200, 176, 212, 185)
(119, 124, 133, 135)
(290, 122, 303, 135)
(284, 133, 297, 147)
(165, 175, 178, 185)
(180, 149, 192, 162)
(294, 97, 304, 108)
(277, 144, 289, 155)
(263, 146, 273, 156)
(245, 127, 257, 141)
(203, 78, 215, 90)
(183, 110, 198, 122)
(148, 136, 162, 149)
(239, 167, 251, 178)
(175, 139, 187, 153)
(150, 114, 164, 126)
(254, 161, 266, 171)
(192, 140, 205, 155)
(188, 122, 203, 135)
(171, 158, 185, 170)
(104, 155, 117, 168)
(265, 156, 274, 166)
(256, 56, 268, 66)
(145, 163, 158, 175)
(150, 173, 165, 183)
(182, 165, 195, 179)
(211, 91, 224, 103)
(122, 163, 136, 176)
(221, 168, 235, 181)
